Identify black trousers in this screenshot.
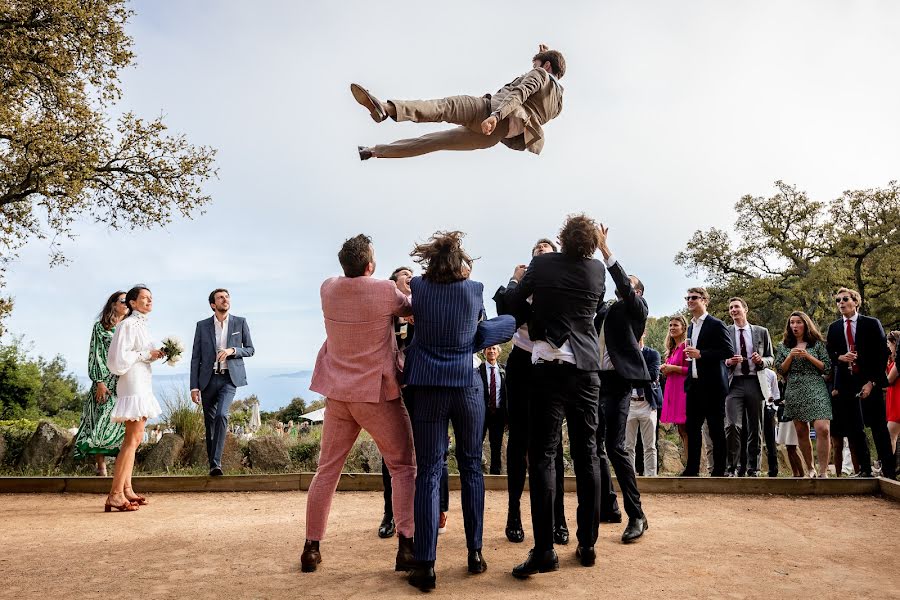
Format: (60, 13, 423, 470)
(597, 371, 644, 520)
(483, 408, 506, 475)
(685, 385, 727, 476)
(762, 405, 778, 476)
(381, 389, 450, 516)
(528, 362, 600, 552)
(505, 346, 566, 526)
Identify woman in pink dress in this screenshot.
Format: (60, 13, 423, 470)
(659, 315, 689, 453)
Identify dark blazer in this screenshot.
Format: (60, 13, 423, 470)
(826, 314, 889, 392)
(499, 252, 606, 371)
(684, 314, 734, 395)
(478, 361, 508, 413)
(639, 346, 663, 410)
(594, 259, 650, 383)
(190, 314, 255, 391)
(404, 277, 515, 388)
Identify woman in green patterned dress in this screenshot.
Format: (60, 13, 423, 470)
(775, 311, 832, 478)
(73, 291, 128, 475)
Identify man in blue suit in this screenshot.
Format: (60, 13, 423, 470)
(190, 289, 255, 476)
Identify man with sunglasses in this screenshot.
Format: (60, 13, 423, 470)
(681, 288, 735, 477)
(826, 287, 892, 478)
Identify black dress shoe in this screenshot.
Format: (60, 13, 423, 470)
(747, 470, 759, 478)
(358, 146, 373, 161)
(680, 470, 699, 477)
(575, 545, 596, 567)
(300, 540, 321, 573)
(209, 467, 223, 476)
(622, 516, 649, 543)
(408, 564, 436, 591)
(511, 549, 559, 579)
(350, 83, 388, 123)
(598, 511, 623, 524)
(553, 524, 569, 545)
(378, 514, 395, 538)
(395, 534, 415, 571)
(467, 549, 487, 574)
(505, 513, 525, 543)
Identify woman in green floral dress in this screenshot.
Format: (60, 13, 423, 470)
(775, 311, 832, 478)
(73, 291, 128, 475)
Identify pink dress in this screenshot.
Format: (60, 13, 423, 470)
(660, 343, 688, 424)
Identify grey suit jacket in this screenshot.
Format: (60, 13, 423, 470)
(726, 323, 774, 397)
(190, 314, 255, 391)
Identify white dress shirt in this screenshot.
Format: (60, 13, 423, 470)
(733, 324, 757, 375)
(214, 314, 230, 372)
(689, 312, 708, 379)
(485, 362, 503, 407)
(842, 312, 859, 351)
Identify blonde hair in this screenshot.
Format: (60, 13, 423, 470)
(664, 315, 689, 358)
(835, 287, 861, 305)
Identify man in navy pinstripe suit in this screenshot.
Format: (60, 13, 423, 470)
(402, 231, 515, 591)
(499, 214, 607, 578)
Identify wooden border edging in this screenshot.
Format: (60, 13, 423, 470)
(0, 474, 891, 497)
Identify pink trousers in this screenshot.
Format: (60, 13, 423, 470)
(305, 397, 416, 540)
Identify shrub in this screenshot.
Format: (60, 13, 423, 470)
(158, 386, 204, 450)
(0, 419, 38, 466)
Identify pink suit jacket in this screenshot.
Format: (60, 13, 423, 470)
(310, 276, 412, 403)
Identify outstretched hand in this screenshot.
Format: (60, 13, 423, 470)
(481, 115, 498, 136)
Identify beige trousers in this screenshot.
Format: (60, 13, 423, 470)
(370, 96, 509, 158)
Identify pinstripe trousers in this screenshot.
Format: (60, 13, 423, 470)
(409, 378, 485, 563)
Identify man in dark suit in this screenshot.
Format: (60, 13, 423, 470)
(499, 214, 606, 578)
(593, 226, 651, 543)
(479, 344, 507, 475)
(190, 289, 255, 476)
(682, 287, 735, 477)
(826, 287, 892, 478)
(493, 238, 569, 547)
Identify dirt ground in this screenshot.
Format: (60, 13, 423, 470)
(0, 490, 897, 599)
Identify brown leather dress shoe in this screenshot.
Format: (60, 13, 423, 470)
(350, 83, 388, 123)
(300, 539, 321, 572)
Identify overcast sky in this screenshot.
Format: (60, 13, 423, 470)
(5, 1, 900, 378)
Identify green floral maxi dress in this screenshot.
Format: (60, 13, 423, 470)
(774, 341, 833, 422)
(73, 321, 125, 458)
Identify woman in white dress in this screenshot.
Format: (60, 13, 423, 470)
(104, 285, 164, 511)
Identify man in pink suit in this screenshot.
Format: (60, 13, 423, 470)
(301, 234, 417, 574)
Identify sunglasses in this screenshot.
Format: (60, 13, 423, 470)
(835, 296, 854, 304)
(685, 295, 703, 301)
(117, 299, 127, 304)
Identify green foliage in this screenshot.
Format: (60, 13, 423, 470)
(158, 386, 204, 449)
(0, 418, 38, 465)
(0, 337, 81, 419)
(676, 180, 900, 332)
(273, 396, 325, 423)
(0, 0, 218, 329)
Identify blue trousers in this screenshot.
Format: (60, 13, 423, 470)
(201, 373, 237, 470)
(409, 379, 485, 563)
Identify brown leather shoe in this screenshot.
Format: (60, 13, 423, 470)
(358, 146, 373, 161)
(350, 83, 388, 123)
(300, 539, 321, 572)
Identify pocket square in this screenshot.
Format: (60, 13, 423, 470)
(231, 332, 240, 336)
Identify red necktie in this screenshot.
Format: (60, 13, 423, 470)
(490, 367, 497, 408)
(846, 319, 860, 375)
(739, 328, 750, 375)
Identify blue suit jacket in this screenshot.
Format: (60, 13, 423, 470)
(404, 277, 515, 388)
(189, 314, 255, 391)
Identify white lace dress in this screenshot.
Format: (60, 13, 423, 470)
(106, 311, 162, 422)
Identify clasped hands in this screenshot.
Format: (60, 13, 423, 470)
(726, 352, 764, 367)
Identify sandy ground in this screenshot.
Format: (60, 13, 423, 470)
(0, 490, 897, 600)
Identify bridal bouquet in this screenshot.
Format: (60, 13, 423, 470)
(161, 336, 184, 367)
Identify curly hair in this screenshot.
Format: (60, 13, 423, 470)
(533, 49, 566, 79)
(338, 234, 374, 277)
(410, 231, 474, 284)
(97, 290, 126, 331)
(558, 214, 599, 259)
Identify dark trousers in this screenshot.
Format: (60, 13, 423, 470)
(528, 362, 600, 552)
(410, 381, 485, 562)
(863, 393, 895, 478)
(483, 408, 506, 475)
(201, 373, 237, 470)
(597, 371, 644, 520)
(762, 405, 778, 476)
(685, 386, 727, 476)
(833, 383, 873, 475)
(382, 390, 448, 516)
(505, 346, 566, 526)
(725, 377, 764, 474)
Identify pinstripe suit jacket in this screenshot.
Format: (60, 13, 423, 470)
(404, 276, 515, 388)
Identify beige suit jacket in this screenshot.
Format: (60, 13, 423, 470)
(490, 68, 564, 155)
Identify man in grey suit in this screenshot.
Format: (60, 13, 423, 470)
(723, 297, 774, 477)
(352, 44, 565, 160)
(190, 288, 255, 476)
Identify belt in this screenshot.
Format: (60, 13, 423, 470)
(535, 358, 575, 366)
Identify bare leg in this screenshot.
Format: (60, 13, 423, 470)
(793, 420, 815, 476)
(95, 455, 107, 476)
(124, 419, 147, 501)
(888, 422, 900, 454)
(109, 420, 142, 506)
(812, 420, 831, 476)
(786, 446, 804, 476)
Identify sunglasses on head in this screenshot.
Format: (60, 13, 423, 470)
(835, 296, 853, 304)
(685, 295, 702, 301)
